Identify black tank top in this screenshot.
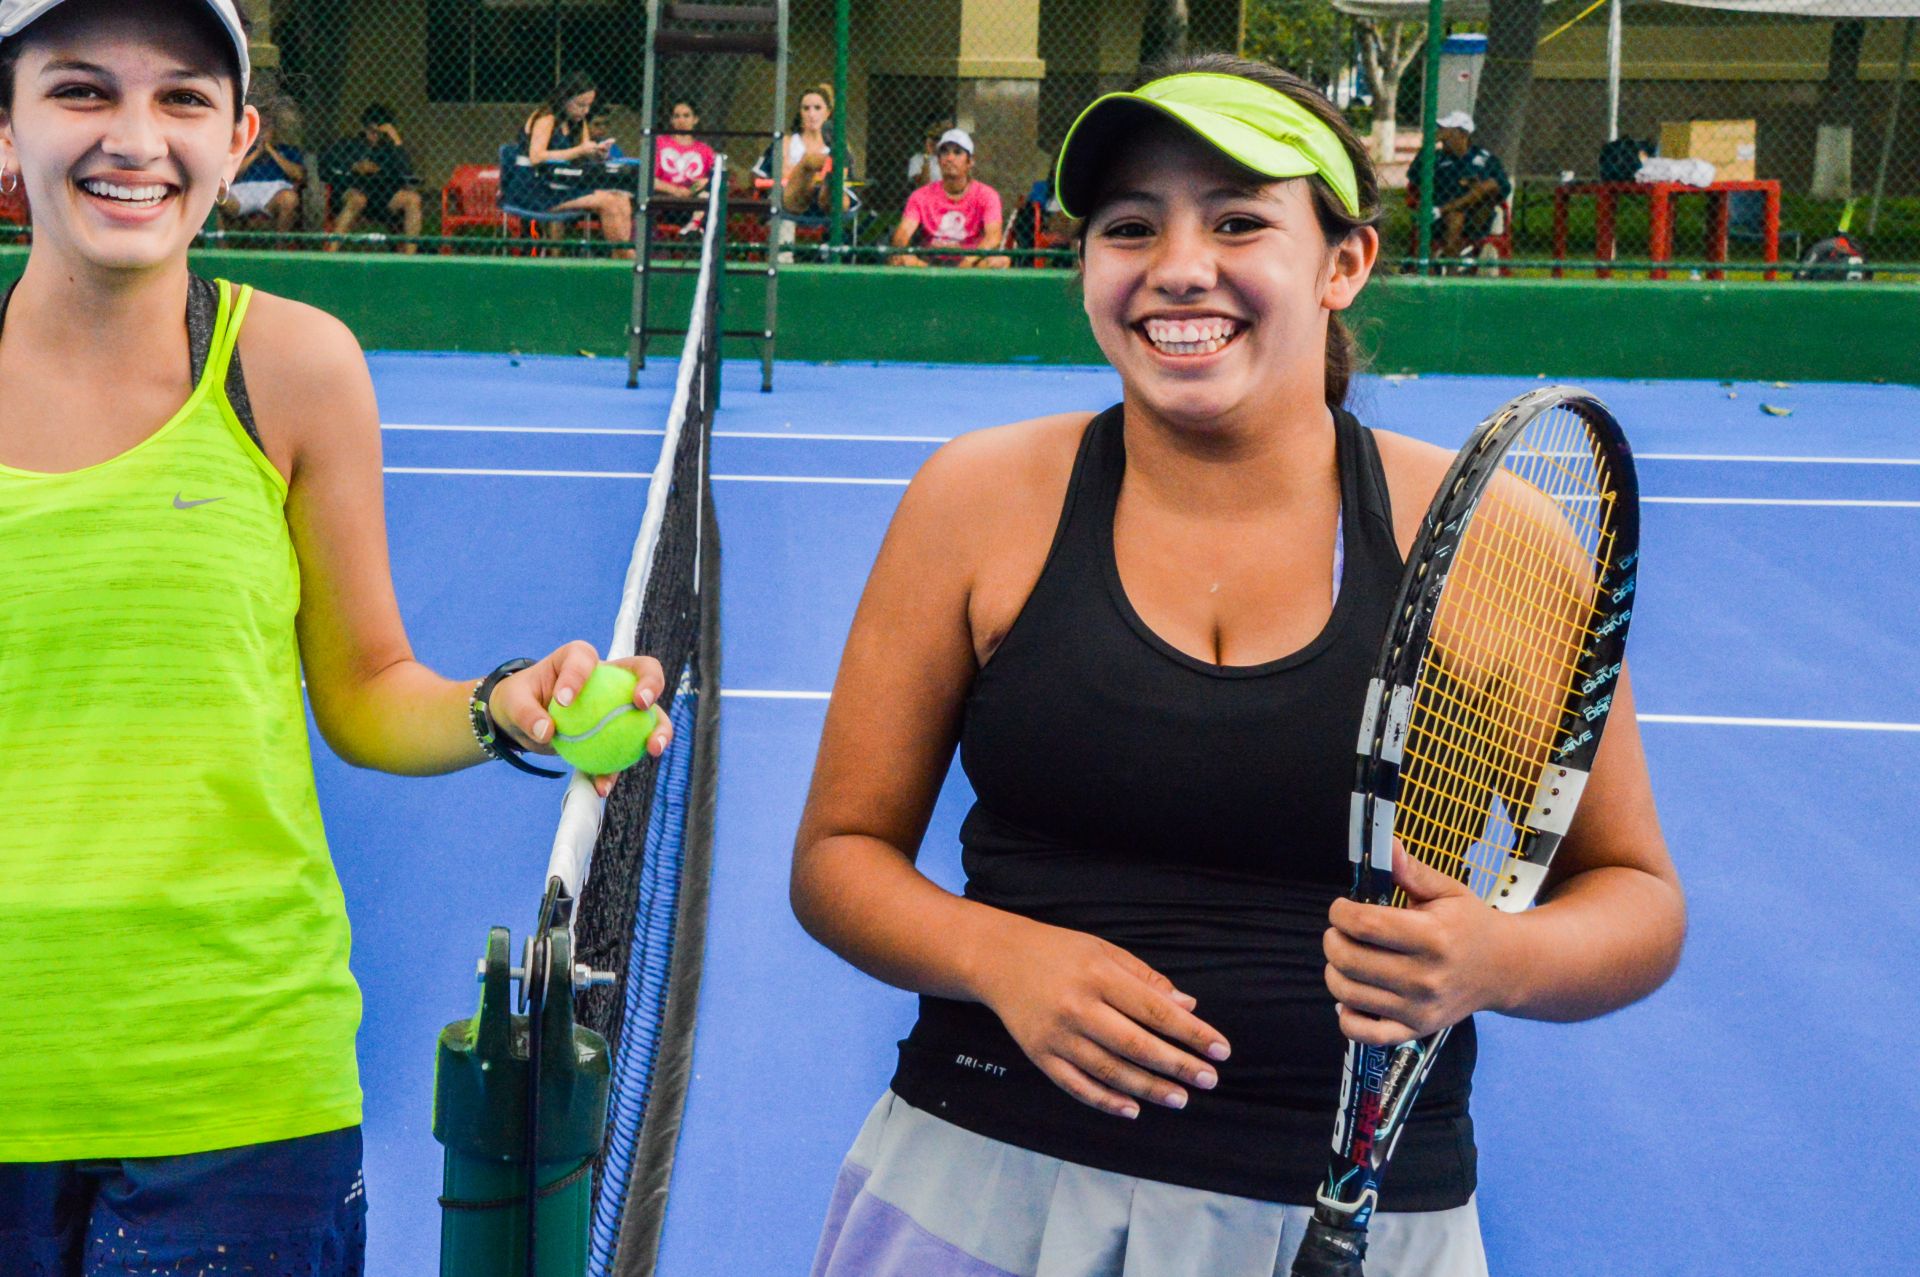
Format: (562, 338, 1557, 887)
(890, 403, 1479, 1210)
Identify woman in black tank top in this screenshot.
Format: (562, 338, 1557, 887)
(794, 56, 1683, 1277)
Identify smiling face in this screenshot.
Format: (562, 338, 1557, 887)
(0, 4, 253, 275)
(1079, 120, 1375, 432)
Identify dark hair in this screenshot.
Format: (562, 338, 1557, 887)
(670, 99, 699, 116)
(542, 71, 598, 123)
(360, 102, 395, 129)
(790, 83, 833, 132)
(1073, 53, 1382, 411)
(1, 0, 251, 122)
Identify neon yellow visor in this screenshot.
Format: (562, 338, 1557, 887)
(1054, 72, 1361, 221)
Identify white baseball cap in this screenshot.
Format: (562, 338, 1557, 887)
(0, 0, 251, 98)
(936, 128, 975, 155)
(1437, 111, 1475, 133)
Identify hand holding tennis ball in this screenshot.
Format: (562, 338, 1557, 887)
(489, 645, 672, 796)
(548, 664, 661, 776)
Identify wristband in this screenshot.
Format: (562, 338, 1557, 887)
(470, 658, 566, 778)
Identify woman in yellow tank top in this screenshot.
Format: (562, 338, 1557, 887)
(0, 2, 670, 1272)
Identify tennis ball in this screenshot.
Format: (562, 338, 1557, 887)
(548, 664, 659, 775)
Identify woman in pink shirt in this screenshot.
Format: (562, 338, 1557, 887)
(654, 99, 716, 198)
(890, 128, 1010, 268)
(654, 99, 716, 236)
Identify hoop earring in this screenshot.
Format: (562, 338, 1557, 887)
(0, 168, 16, 195)
(216, 178, 231, 203)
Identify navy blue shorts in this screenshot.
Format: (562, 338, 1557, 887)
(0, 1126, 366, 1277)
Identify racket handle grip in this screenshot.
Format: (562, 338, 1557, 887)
(1290, 1215, 1368, 1277)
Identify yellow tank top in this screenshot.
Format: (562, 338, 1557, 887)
(0, 280, 362, 1159)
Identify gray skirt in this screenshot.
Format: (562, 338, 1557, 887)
(810, 1092, 1490, 1277)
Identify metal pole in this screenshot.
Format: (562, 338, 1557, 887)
(765, 0, 788, 392)
(1415, 0, 1445, 274)
(629, 0, 663, 387)
(829, 0, 850, 256)
(1868, 18, 1915, 236)
(1606, 0, 1623, 142)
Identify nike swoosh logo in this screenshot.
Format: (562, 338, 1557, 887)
(173, 493, 226, 509)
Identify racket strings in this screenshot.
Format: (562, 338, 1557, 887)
(1389, 406, 1620, 907)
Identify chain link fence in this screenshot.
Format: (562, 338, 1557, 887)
(1316, 0, 1920, 278)
(9, 1, 1911, 276)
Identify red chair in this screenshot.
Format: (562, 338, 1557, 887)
(1405, 188, 1512, 275)
(1016, 198, 1068, 267)
(440, 164, 500, 253)
(0, 180, 30, 243)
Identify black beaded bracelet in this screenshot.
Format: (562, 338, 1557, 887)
(470, 658, 566, 778)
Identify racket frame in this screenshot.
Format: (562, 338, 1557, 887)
(1313, 385, 1642, 1243)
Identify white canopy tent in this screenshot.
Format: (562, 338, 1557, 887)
(1329, 0, 1919, 227)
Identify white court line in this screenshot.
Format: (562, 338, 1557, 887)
(721, 689, 832, 701)
(713, 473, 911, 486)
(385, 467, 1917, 504)
(386, 465, 654, 479)
(1639, 714, 1920, 733)
(717, 693, 1920, 732)
(1644, 496, 1920, 508)
(1639, 453, 1920, 466)
(384, 422, 948, 444)
(381, 424, 1920, 466)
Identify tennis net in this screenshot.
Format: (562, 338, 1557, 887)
(540, 175, 725, 1277)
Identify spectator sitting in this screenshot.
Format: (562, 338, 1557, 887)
(500, 73, 634, 255)
(774, 85, 852, 217)
(321, 104, 425, 254)
(889, 129, 1009, 268)
(655, 99, 718, 237)
(219, 102, 303, 239)
(1410, 111, 1511, 258)
(906, 115, 955, 189)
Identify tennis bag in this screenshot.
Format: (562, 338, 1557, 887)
(1793, 233, 1872, 282)
(1598, 137, 1650, 182)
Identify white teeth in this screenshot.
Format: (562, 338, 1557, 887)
(1142, 316, 1239, 355)
(80, 179, 169, 206)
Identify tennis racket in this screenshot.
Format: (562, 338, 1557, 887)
(1290, 386, 1641, 1275)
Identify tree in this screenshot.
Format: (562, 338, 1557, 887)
(1142, 0, 1193, 66)
(1356, 17, 1426, 164)
(1811, 17, 1867, 197)
(1243, 0, 1352, 92)
(1474, 0, 1547, 166)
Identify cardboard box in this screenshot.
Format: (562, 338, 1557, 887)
(1659, 119, 1757, 181)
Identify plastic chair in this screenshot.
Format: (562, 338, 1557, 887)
(1405, 189, 1513, 275)
(1728, 189, 1803, 261)
(0, 180, 29, 242)
(497, 143, 595, 255)
(1014, 197, 1069, 267)
(440, 163, 501, 253)
(750, 151, 864, 260)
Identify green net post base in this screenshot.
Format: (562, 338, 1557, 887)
(434, 926, 610, 1277)
(437, 1150, 597, 1277)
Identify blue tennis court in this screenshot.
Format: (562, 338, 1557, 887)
(323, 353, 1920, 1274)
